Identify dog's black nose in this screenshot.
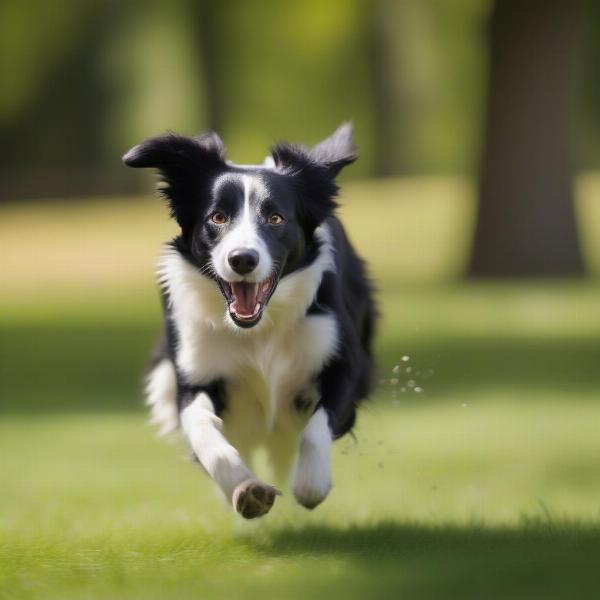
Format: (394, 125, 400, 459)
(228, 249, 259, 275)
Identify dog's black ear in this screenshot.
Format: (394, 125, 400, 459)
(123, 132, 227, 230)
(271, 142, 338, 232)
(271, 123, 357, 231)
(309, 122, 357, 177)
(123, 131, 226, 168)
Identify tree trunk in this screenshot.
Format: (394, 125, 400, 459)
(468, 0, 584, 277)
(194, 0, 222, 134)
(368, 0, 404, 177)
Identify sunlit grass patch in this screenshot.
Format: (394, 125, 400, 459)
(2, 400, 600, 600)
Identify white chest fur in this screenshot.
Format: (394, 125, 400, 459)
(180, 311, 336, 424)
(158, 225, 338, 454)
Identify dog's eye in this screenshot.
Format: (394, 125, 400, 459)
(268, 213, 284, 225)
(211, 212, 228, 225)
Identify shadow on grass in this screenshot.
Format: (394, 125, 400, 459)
(0, 322, 156, 412)
(250, 520, 600, 599)
(3, 321, 600, 413)
(378, 335, 600, 397)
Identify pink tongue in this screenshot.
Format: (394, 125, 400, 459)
(230, 282, 259, 317)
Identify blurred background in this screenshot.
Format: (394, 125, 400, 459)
(2, 1, 600, 599)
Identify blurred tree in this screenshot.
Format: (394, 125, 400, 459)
(5, 0, 596, 206)
(197, 0, 376, 175)
(193, 0, 221, 133)
(469, 0, 584, 277)
(369, 0, 489, 176)
(578, 0, 600, 169)
(0, 0, 119, 199)
(0, 0, 206, 201)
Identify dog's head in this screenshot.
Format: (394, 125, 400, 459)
(123, 123, 356, 328)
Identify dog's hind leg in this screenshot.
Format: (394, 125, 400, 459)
(291, 407, 333, 509)
(181, 392, 280, 519)
(146, 359, 179, 436)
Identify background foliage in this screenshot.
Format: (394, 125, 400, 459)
(2, 1, 600, 599)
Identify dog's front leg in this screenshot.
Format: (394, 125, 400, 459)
(291, 406, 333, 509)
(292, 355, 365, 510)
(181, 391, 280, 518)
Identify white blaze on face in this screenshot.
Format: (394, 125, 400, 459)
(211, 174, 273, 283)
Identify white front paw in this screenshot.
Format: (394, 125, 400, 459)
(291, 443, 332, 509)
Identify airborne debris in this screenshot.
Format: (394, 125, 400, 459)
(387, 355, 435, 404)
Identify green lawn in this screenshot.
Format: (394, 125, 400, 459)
(2, 177, 600, 599)
(3, 400, 600, 600)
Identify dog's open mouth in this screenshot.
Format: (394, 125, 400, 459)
(217, 277, 278, 327)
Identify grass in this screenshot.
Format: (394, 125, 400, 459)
(2, 175, 600, 598)
(3, 402, 600, 599)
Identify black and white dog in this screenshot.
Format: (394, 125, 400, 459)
(123, 123, 376, 518)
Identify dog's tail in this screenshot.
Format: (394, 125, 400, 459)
(146, 358, 179, 436)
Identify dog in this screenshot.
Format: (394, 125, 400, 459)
(123, 123, 376, 518)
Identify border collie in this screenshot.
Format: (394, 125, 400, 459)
(123, 123, 376, 518)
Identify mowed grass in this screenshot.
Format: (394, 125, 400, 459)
(3, 402, 600, 600)
(2, 176, 600, 599)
